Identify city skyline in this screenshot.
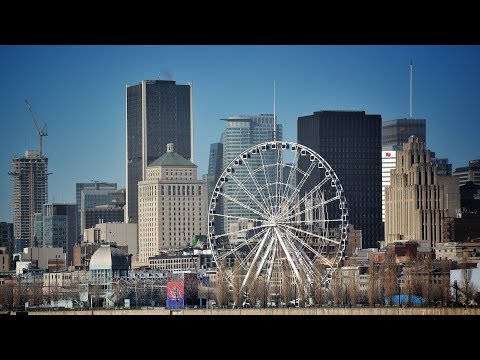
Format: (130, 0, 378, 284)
(1, 45, 479, 222)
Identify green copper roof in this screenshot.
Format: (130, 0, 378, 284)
(149, 151, 195, 167)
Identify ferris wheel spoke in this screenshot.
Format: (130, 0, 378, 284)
(226, 173, 271, 216)
(278, 176, 333, 221)
(241, 228, 271, 289)
(249, 232, 277, 288)
(274, 227, 302, 285)
(215, 227, 269, 261)
(213, 223, 270, 243)
(256, 148, 276, 211)
(241, 155, 274, 216)
(276, 160, 317, 217)
(279, 223, 341, 245)
(280, 199, 342, 224)
(211, 212, 263, 225)
(215, 190, 267, 219)
(281, 231, 316, 284)
(265, 238, 278, 284)
(280, 225, 335, 268)
(278, 151, 300, 212)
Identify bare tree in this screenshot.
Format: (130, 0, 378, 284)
(249, 276, 268, 307)
(231, 259, 244, 308)
(214, 268, 230, 308)
(380, 251, 397, 306)
(440, 261, 452, 306)
(282, 270, 294, 307)
(367, 261, 379, 307)
(420, 255, 433, 307)
(90, 283, 101, 308)
(346, 269, 359, 306)
(329, 271, 343, 307)
(184, 275, 199, 308)
(112, 279, 128, 307)
(460, 267, 476, 306)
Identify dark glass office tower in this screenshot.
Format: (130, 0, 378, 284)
(298, 111, 382, 249)
(382, 118, 426, 149)
(126, 80, 192, 224)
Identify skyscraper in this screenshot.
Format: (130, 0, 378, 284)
(206, 142, 224, 234)
(126, 79, 193, 224)
(35, 203, 77, 265)
(385, 136, 460, 247)
(381, 118, 427, 222)
(382, 118, 426, 149)
(221, 114, 282, 233)
(298, 111, 382, 249)
(137, 143, 205, 263)
(76, 182, 117, 241)
(10, 150, 48, 251)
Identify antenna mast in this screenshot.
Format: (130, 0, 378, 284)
(409, 60, 413, 119)
(273, 81, 276, 141)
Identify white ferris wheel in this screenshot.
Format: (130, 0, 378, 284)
(207, 141, 348, 302)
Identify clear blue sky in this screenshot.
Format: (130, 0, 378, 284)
(1, 45, 479, 222)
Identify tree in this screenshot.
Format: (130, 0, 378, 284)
(380, 250, 397, 306)
(90, 283, 101, 308)
(460, 267, 476, 306)
(184, 274, 199, 307)
(367, 261, 379, 307)
(420, 255, 433, 306)
(346, 268, 359, 306)
(231, 259, 244, 307)
(329, 271, 343, 307)
(214, 268, 230, 308)
(281, 269, 294, 307)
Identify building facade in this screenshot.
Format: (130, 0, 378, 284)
(137, 143, 206, 263)
(35, 203, 77, 265)
(298, 111, 382, 249)
(83, 222, 138, 262)
(0, 222, 14, 261)
(76, 182, 117, 241)
(11, 150, 48, 250)
(385, 136, 460, 247)
(382, 149, 397, 222)
(83, 205, 124, 235)
(126, 79, 193, 225)
(206, 142, 224, 235)
(453, 159, 480, 187)
(221, 114, 282, 233)
(382, 118, 426, 149)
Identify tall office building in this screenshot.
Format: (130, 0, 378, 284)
(206, 142, 224, 235)
(126, 79, 193, 225)
(79, 187, 122, 240)
(221, 114, 283, 233)
(432, 157, 452, 176)
(385, 136, 460, 247)
(453, 159, 480, 187)
(382, 118, 426, 149)
(381, 118, 427, 223)
(11, 150, 48, 251)
(0, 222, 14, 263)
(35, 203, 77, 265)
(137, 143, 205, 263)
(298, 111, 382, 249)
(76, 182, 117, 241)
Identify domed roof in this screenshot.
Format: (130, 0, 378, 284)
(90, 245, 129, 271)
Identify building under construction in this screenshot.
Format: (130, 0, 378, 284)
(11, 150, 48, 251)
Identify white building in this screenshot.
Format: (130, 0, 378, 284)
(84, 222, 138, 262)
(137, 143, 206, 264)
(382, 149, 397, 222)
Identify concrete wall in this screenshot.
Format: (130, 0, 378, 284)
(25, 307, 480, 316)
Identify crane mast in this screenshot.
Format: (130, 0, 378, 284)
(25, 99, 48, 157)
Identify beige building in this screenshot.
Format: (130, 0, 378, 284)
(138, 143, 206, 264)
(84, 222, 138, 261)
(385, 136, 460, 247)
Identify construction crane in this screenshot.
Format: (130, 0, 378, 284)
(25, 99, 48, 158)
